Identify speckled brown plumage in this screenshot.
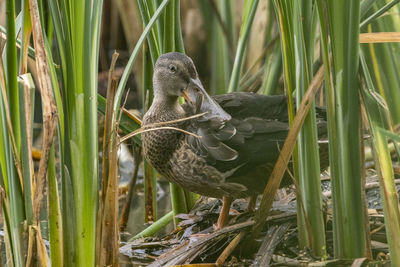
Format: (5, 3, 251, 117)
(142, 101, 187, 176)
(142, 52, 329, 213)
(142, 101, 247, 199)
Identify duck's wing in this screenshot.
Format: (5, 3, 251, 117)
(185, 92, 291, 181)
(185, 92, 328, 194)
(213, 92, 290, 121)
(185, 114, 290, 197)
(187, 116, 289, 168)
(214, 92, 327, 122)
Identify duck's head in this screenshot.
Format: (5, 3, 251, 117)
(153, 52, 200, 103)
(153, 52, 230, 120)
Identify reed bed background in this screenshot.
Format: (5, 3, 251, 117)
(0, 0, 399, 265)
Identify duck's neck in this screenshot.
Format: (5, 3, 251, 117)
(142, 95, 186, 170)
(147, 95, 183, 122)
(152, 94, 179, 107)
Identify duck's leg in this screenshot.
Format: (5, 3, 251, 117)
(215, 196, 233, 230)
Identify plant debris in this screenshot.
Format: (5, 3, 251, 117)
(119, 171, 398, 266)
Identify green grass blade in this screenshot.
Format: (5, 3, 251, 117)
(360, 0, 400, 28)
(47, 145, 64, 267)
(360, 0, 378, 18)
(292, 0, 326, 257)
(3, 1, 25, 265)
(18, 76, 34, 226)
(228, 0, 260, 93)
(360, 53, 400, 265)
(137, 0, 161, 63)
(174, 0, 184, 53)
(0, 83, 25, 267)
(5, 0, 21, 150)
(162, 0, 176, 52)
(132, 211, 174, 239)
(261, 43, 282, 95)
(19, 0, 32, 74)
(210, 12, 231, 94)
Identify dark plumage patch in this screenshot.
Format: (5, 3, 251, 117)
(185, 92, 329, 195)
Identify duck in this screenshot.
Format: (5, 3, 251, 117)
(142, 52, 328, 229)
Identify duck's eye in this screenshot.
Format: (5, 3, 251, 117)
(168, 64, 176, 73)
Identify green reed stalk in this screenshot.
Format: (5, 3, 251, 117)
(273, 0, 325, 257)
(360, 53, 400, 265)
(261, 43, 282, 95)
(292, 1, 325, 257)
(197, 0, 232, 95)
(47, 0, 104, 265)
(318, 0, 370, 258)
(18, 76, 34, 227)
(2, 1, 25, 265)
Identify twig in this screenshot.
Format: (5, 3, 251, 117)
(35, 226, 49, 267)
(29, 0, 58, 222)
(370, 224, 385, 235)
(118, 87, 130, 127)
(143, 112, 208, 128)
(96, 51, 120, 266)
(252, 222, 292, 266)
(122, 107, 142, 125)
(215, 231, 246, 265)
(359, 32, 400, 43)
(120, 126, 201, 143)
(252, 65, 325, 237)
(120, 112, 207, 143)
(148, 221, 255, 267)
(26, 227, 35, 267)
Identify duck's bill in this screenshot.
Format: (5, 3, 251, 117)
(181, 89, 193, 105)
(187, 77, 231, 121)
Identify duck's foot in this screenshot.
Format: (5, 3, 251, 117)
(214, 196, 233, 230)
